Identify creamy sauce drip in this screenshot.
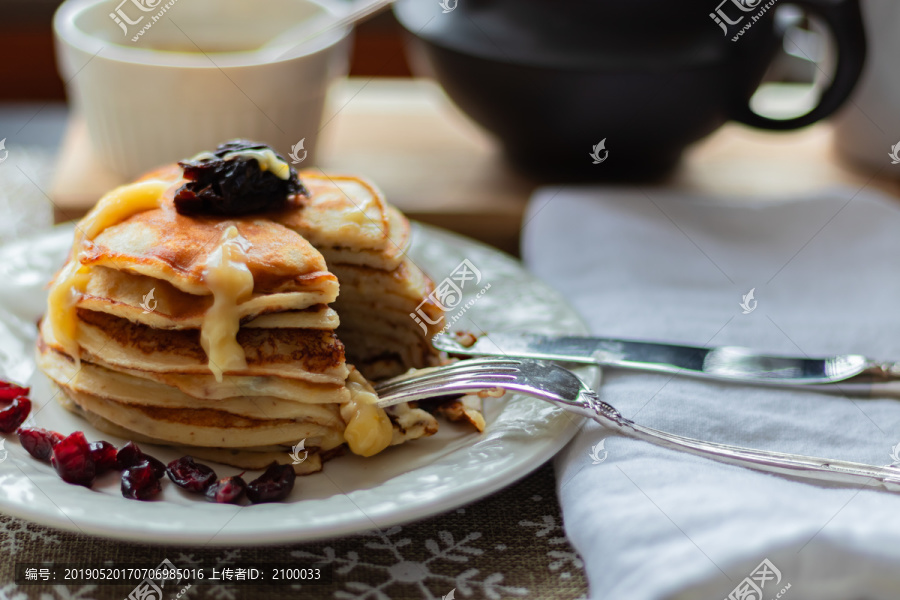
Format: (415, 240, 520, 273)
(341, 370, 393, 457)
(200, 225, 254, 382)
(47, 180, 171, 362)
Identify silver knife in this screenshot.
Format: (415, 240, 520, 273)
(432, 332, 900, 393)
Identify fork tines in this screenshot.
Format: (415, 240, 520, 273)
(373, 358, 524, 406)
(374, 358, 522, 392)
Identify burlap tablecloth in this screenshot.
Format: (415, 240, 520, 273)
(1, 463, 586, 600)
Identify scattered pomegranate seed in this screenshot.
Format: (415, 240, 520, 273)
(0, 380, 29, 403)
(89, 441, 119, 474)
(246, 463, 296, 504)
(205, 474, 247, 504)
(51, 431, 96, 487)
(0, 397, 31, 434)
(166, 456, 217, 493)
(144, 456, 166, 478)
(121, 462, 162, 501)
(17, 427, 64, 461)
(116, 442, 165, 478)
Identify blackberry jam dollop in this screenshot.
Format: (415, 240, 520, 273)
(173, 140, 307, 216)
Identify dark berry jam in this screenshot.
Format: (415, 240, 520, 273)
(174, 140, 307, 216)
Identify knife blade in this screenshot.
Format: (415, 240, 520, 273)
(432, 332, 878, 386)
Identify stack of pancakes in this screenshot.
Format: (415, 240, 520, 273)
(37, 163, 450, 473)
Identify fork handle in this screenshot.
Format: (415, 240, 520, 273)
(587, 409, 900, 492)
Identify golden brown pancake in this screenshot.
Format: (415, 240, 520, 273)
(78, 266, 339, 330)
(81, 205, 338, 297)
(65, 309, 349, 383)
(279, 172, 410, 271)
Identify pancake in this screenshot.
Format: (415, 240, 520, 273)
(81, 200, 337, 297)
(57, 394, 341, 475)
(61, 387, 347, 449)
(36, 140, 476, 476)
(278, 172, 410, 271)
(37, 340, 349, 410)
(77, 266, 339, 330)
(60, 309, 349, 384)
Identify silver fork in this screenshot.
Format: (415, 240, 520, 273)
(375, 358, 900, 493)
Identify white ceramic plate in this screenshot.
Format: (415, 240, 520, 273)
(0, 223, 595, 545)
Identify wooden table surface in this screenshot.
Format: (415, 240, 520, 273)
(50, 78, 900, 256)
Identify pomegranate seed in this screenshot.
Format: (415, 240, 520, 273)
(17, 427, 64, 461)
(0, 380, 29, 402)
(116, 442, 165, 478)
(166, 456, 216, 493)
(121, 462, 162, 501)
(146, 456, 166, 478)
(0, 397, 31, 433)
(246, 463, 296, 504)
(89, 441, 118, 474)
(51, 431, 96, 487)
(205, 475, 247, 504)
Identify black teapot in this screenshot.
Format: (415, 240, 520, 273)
(394, 0, 866, 180)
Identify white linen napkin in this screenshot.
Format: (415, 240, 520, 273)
(522, 186, 900, 600)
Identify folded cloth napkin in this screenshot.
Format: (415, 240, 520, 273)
(522, 186, 900, 600)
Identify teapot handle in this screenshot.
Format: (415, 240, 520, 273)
(731, 0, 866, 130)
